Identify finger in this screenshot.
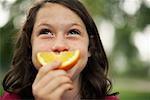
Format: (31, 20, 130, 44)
(34, 60, 61, 84)
(33, 70, 68, 90)
(49, 83, 73, 99)
(39, 75, 72, 95)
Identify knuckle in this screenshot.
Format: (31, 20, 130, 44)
(61, 84, 73, 91)
(39, 67, 46, 74)
(51, 70, 66, 75)
(32, 86, 38, 95)
(63, 83, 72, 88)
(57, 84, 72, 94)
(32, 85, 36, 92)
(59, 70, 67, 74)
(57, 76, 71, 83)
(63, 76, 71, 82)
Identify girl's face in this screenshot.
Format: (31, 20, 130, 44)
(31, 3, 90, 80)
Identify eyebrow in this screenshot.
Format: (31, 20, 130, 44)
(36, 22, 85, 29)
(36, 23, 52, 28)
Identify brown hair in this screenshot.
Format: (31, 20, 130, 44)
(3, 0, 114, 99)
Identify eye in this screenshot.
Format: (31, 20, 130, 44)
(68, 29, 80, 35)
(39, 29, 54, 35)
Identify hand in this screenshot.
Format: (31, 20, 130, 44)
(32, 61, 73, 100)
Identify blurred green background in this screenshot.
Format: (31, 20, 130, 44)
(0, 0, 150, 99)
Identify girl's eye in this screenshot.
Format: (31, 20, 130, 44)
(68, 29, 80, 35)
(39, 29, 53, 35)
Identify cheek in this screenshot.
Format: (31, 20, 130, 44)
(69, 41, 89, 79)
(77, 40, 89, 62)
(31, 40, 51, 69)
(78, 47, 89, 69)
(69, 48, 89, 80)
(72, 39, 89, 67)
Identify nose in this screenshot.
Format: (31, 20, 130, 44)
(51, 36, 69, 53)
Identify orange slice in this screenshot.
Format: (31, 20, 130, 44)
(37, 50, 80, 70)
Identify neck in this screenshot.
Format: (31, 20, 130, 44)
(61, 75, 80, 100)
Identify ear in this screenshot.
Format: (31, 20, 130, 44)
(88, 51, 91, 57)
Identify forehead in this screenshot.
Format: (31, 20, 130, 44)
(34, 3, 86, 28)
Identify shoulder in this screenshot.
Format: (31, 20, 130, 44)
(1, 91, 21, 100)
(105, 96, 119, 100)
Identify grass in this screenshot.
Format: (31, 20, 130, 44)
(0, 78, 4, 96)
(119, 90, 150, 100)
(0, 86, 3, 96)
(113, 77, 150, 100)
(0, 72, 4, 96)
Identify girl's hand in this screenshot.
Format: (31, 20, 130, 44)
(32, 61, 73, 100)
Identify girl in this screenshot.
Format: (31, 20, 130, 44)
(2, 0, 118, 99)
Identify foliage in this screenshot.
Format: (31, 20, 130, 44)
(83, 0, 150, 77)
